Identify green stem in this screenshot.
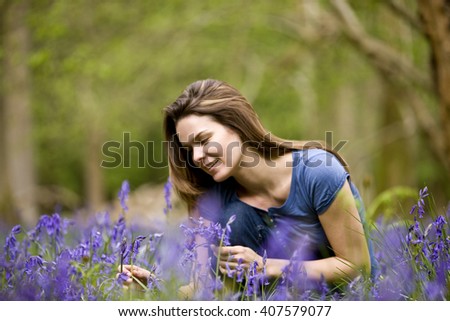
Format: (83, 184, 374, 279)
(214, 227, 228, 299)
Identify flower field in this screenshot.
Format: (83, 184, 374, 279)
(0, 182, 448, 301)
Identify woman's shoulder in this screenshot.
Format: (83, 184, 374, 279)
(293, 148, 343, 169)
(293, 149, 349, 214)
(292, 148, 348, 189)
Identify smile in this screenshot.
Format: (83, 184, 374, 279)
(204, 159, 220, 170)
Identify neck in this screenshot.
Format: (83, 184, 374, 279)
(232, 150, 293, 197)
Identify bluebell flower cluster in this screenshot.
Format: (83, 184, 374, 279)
(0, 182, 448, 300)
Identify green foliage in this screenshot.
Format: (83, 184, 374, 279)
(19, 0, 445, 212)
(367, 186, 417, 221)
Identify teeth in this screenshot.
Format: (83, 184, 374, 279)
(207, 159, 219, 169)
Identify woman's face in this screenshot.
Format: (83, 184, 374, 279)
(176, 114, 242, 182)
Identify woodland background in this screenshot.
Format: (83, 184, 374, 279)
(1, 0, 449, 228)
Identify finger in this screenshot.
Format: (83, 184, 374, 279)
(118, 265, 128, 273)
(219, 246, 244, 256)
(216, 247, 236, 259)
(210, 244, 219, 257)
(126, 265, 142, 273)
(124, 266, 144, 277)
(119, 265, 133, 273)
(219, 266, 227, 275)
(133, 271, 147, 279)
(218, 261, 238, 269)
(132, 268, 149, 279)
(222, 245, 243, 252)
(212, 247, 231, 260)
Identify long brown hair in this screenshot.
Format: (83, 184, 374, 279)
(163, 79, 347, 210)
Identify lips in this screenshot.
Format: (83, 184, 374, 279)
(204, 159, 220, 170)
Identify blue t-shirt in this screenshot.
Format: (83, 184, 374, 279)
(198, 149, 375, 271)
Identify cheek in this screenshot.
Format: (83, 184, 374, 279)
(227, 141, 242, 166)
(204, 142, 222, 156)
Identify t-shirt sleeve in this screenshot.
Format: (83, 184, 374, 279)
(301, 150, 349, 215)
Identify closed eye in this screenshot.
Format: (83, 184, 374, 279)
(192, 137, 210, 148)
(178, 130, 212, 150)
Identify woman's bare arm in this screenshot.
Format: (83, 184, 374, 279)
(216, 181, 371, 283)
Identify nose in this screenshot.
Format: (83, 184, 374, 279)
(192, 145, 205, 164)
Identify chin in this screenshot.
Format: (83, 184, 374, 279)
(210, 169, 230, 183)
(211, 173, 227, 183)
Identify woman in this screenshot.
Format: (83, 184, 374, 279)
(120, 79, 374, 297)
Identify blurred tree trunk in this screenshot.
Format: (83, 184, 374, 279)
(79, 82, 105, 214)
(291, 1, 325, 137)
(0, 2, 5, 220)
(84, 123, 105, 213)
(330, 0, 450, 180)
(418, 0, 450, 168)
(1, 0, 37, 227)
(0, 84, 9, 220)
(374, 2, 417, 193)
(376, 80, 416, 191)
(0, 0, 6, 215)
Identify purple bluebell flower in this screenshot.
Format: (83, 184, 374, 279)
(131, 235, 147, 261)
(41, 213, 69, 254)
(24, 256, 46, 277)
(245, 261, 259, 297)
(424, 280, 445, 300)
(180, 224, 198, 267)
(434, 215, 447, 238)
(117, 272, 129, 284)
(118, 180, 130, 211)
(406, 217, 424, 246)
(4, 224, 22, 261)
(419, 186, 429, 199)
(429, 240, 444, 263)
(148, 233, 164, 252)
(145, 264, 163, 292)
(132, 235, 146, 253)
(112, 215, 126, 244)
(235, 258, 245, 283)
(120, 237, 129, 273)
(46, 213, 60, 236)
(318, 274, 329, 300)
(53, 249, 74, 300)
(211, 276, 224, 292)
(183, 216, 232, 247)
(163, 178, 172, 215)
(28, 214, 50, 243)
(11, 225, 21, 234)
(410, 186, 429, 218)
(260, 250, 269, 286)
(225, 262, 235, 278)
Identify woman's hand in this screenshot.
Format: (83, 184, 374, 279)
(211, 245, 263, 275)
(116, 265, 151, 289)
